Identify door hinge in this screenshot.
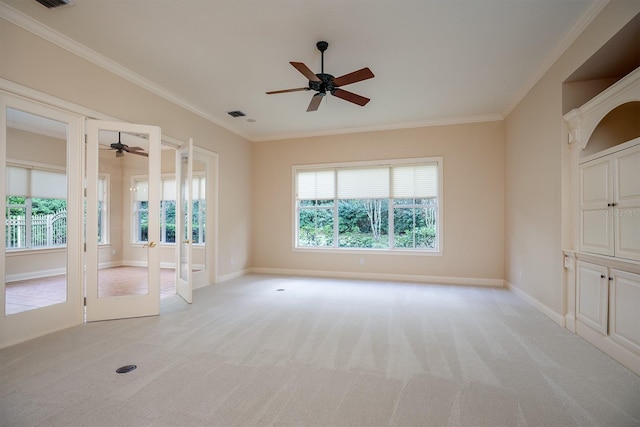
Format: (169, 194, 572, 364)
(84, 243, 86, 252)
(83, 297, 87, 306)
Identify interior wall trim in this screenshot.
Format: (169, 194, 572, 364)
(505, 280, 565, 326)
(0, 78, 183, 148)
(251, 267, 504, 288)
(0, 4, 248, 141)
(501, 0, 611, 117)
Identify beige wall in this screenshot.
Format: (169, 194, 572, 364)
(1, 18, 253, 279)
(252, 121, 505, 283)
(504, 1, 640, 316)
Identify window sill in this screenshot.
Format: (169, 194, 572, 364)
(292, 246, 443, 256)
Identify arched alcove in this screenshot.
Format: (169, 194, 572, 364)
(581, 101, 640, 158)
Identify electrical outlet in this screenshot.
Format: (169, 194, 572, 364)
(360, 258, 365, 265)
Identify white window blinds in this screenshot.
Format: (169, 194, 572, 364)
(297, 170, 335, 200)
(337, 167, 389, 199)
(391, 164, 438, 198)
(135, 180, 149, 202)
(6, 166, 28, 197)
(162, 179, 176, 201)
(6, 166, 66, 199)
(297, 161, 439, 201)
(193, 177, 206, 200)
(98, 177, 105, 202)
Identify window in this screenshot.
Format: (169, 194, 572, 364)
(132, 175, 206, 244)
(133, 179, 149, 243)
(97, 174, 109, 244)
(295, 158, 442, 252)
(5, 165, 67, 250)
(191, 176, 206, 244)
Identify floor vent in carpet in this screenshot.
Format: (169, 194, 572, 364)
(116, 365, 137, 374)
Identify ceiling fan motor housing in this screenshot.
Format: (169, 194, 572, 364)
(309, 73, 335, 94)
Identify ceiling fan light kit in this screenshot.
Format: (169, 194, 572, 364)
(266, 41, 374, 112)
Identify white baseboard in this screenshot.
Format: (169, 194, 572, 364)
(576, 321, 640, 376)
(565, 314, 576, 333)
(98, 261, 122, 269)
(505, 281, 565, 327)
(217, 268, 251, 283)
(250, 267, 504, 287)
(6, 267, 66, 282)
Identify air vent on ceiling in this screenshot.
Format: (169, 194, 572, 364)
(35, 0, 74, 9)
(227, 110, 246, 118)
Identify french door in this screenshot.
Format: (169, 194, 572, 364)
(0, 93, 84, 348)
(85, 120, 161, 321)
(176, 138, 193, 303)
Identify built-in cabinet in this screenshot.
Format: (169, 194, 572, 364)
(579, 141, 640, 261)
(576, 260, 640, 358)
(564, 67, 640, 375)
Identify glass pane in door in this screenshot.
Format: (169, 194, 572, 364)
(179, 149, 190, 282)
(96, 130, 149, 298)
(4, 108, 68, 315)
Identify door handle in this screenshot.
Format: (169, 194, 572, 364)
(183, 239, 191, 244)
(143, 241, 157, 248)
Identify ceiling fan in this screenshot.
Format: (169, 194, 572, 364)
(105, 132, 148, 158)
(266, 41, 374, 112)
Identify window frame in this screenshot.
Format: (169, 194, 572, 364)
(5, 162, 68, 251)
(97, 173, 109, 245)
(131, 173, 206, 245)
(292, 157, 443, 255)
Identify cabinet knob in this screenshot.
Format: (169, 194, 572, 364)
(600, 274, 606, 279)
(608, 277, 613, 281)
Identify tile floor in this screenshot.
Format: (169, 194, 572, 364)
(5, 266, 176, 315)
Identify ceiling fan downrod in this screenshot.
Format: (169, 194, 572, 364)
(317, 41, 328, 75)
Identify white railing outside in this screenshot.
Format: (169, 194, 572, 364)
(6, 209, 67, 249)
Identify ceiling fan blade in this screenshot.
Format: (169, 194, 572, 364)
(332, 88, 370, 107)
(333, 67, 375, 87)
(127, 150, 149, 157)
(290, 62, 321, 82)
(266, 87, 310, 95)
(306, 93, 324, 112)
(125, 146, 144, 151)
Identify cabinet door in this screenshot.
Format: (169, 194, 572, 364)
(613, 145, 640, 261)
(580, 158, 614, 256)
(609, 269, 640, 355)
(576, 261, 609, 335)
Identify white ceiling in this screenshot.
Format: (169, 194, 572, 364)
(1, 0, 603, 142)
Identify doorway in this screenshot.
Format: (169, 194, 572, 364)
(1, 90, 219, 348)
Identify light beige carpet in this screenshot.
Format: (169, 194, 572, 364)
(1, 274, 638, 426)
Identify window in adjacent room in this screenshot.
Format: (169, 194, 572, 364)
(5, 165, 68, 250)
(132, 174, 206, 244)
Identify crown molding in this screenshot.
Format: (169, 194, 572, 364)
(502, 0, 610, 117)
(252, 113, 504, 142)
(0, 3, 251, 141)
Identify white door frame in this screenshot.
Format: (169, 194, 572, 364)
(0, 93, 84, 348)
(176, 138, 194, 303)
